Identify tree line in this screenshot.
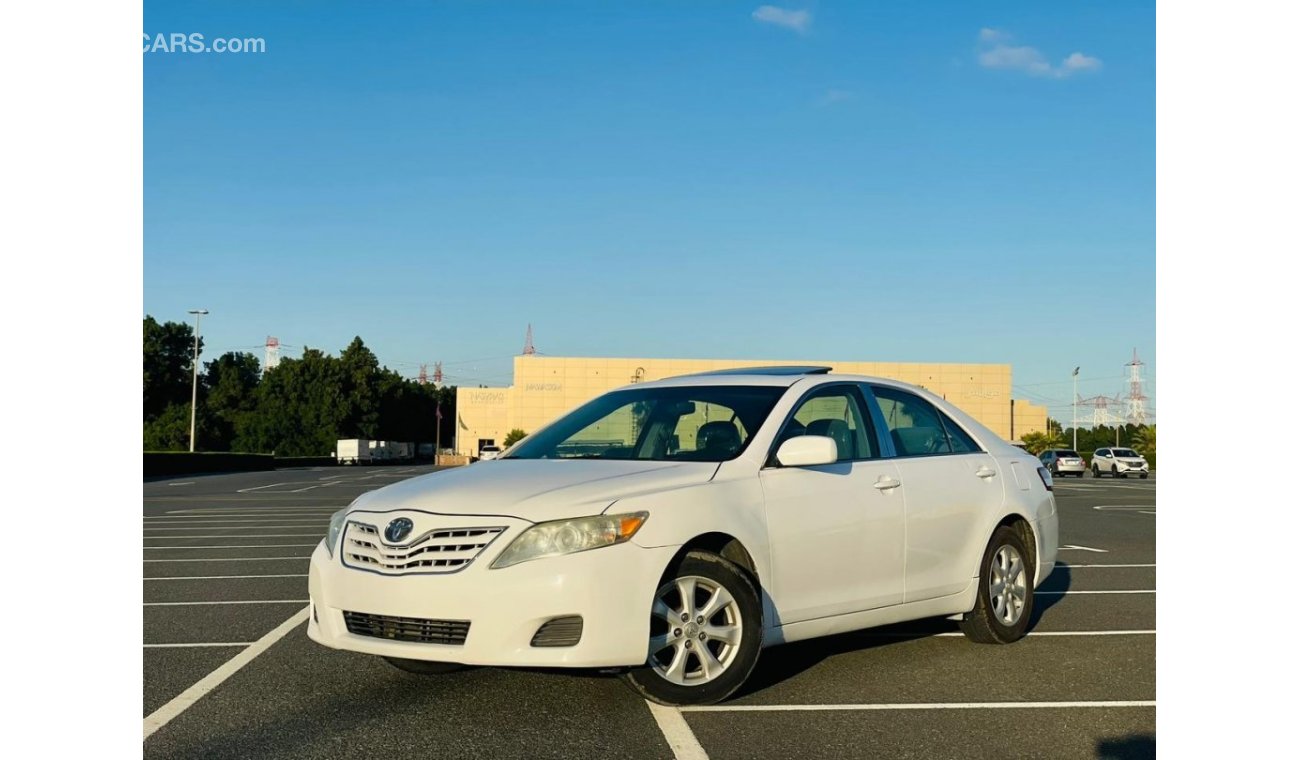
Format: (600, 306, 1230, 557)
(143, 316, 455, 456)
(1020, 420, 1156, 467)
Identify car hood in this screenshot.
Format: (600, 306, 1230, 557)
(345, 459, 719, 523)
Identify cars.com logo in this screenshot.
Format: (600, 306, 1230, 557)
(144, 33, 266, 54)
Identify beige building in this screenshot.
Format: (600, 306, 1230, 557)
(455, 356, 1047, 456)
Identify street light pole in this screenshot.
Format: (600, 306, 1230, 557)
(1072, 367, 1079, 452)
(187, 309, 208, 453)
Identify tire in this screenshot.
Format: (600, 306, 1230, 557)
(1092, 465, 1100, 478)
(1140, 473, 1148, 479)
(1076, 472, 1085, 478)
(621, 550, 763, 706)
(1111, 465, 1119, 478)
(382, 657, 465, 675)
(959, 525, 1034, 644)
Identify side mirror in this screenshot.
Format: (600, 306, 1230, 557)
(775, 436, 839, 467)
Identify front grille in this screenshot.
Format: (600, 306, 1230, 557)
(342, 521, 506, 575)
(531, 616, 584, 647)
(343, 611, 470, 645)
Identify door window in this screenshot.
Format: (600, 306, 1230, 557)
(871, 386, 954, 457)
(776, 386, 878, 462)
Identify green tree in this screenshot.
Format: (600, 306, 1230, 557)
(1020, 429, 1065, 455)
(236, 347, 347, 456)
(1131, 424, 1156, 467)
(503, 428, 528, 448)
(144, 316, 202, 421)
(204, 352, 261, 450)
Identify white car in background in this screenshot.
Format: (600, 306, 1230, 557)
(477, 445, 502, 461)
(1091, 447, 1150, 478)
(308, 367, 1059, 705)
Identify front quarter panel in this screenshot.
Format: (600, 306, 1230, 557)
(618, 474, 774, 626)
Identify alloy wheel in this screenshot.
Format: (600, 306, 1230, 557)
(649, 575, 744, 686)
(988, 545, 1028, 626)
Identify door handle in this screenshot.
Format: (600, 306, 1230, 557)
(873, 476, 901, 491)
(975, 466, 997, 479)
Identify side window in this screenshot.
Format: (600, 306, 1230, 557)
(776, 386, 878, 462)
(871, 386, 952, 456)
(939, 410, 982, 453)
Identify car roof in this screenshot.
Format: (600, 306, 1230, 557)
(631, 368, 934, 391)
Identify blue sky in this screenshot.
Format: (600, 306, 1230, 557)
(144, 1, 1155, 421)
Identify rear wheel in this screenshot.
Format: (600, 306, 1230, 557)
(382, 657, 465, 675)
(959, 525, 1034, 644)
(621, 551, 762, 706)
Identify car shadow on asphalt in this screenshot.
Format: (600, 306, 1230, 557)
(734, 563, 1073, 700)
(1096, 733, 1156, 759)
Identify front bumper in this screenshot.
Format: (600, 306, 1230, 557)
(307, 511, 679, 669)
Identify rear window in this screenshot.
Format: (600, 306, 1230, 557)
(1059, 450, 1080, 458)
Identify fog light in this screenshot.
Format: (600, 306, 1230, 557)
(531, 616, 583, 647)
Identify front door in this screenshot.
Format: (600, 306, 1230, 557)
(759, 384, 905, 624)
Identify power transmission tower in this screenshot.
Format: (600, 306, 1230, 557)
(418, 364, 429, 385)
(264, 336, 281, 371)
(1124, 348, 1149, 425)
(522, 324, 536, 355)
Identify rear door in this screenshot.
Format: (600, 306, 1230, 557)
(759, 383, 905, 622)
(866, 385, 1005, 602)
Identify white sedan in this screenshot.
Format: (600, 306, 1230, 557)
(308, 366, 1059, 705)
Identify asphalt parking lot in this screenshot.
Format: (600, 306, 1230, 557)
(143, 465, 1155, 759)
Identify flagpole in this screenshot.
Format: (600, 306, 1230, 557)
(1072, 367, 1080, 452)
(435, 403, 442, 467)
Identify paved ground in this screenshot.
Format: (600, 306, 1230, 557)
(143, 466, 1155, 759)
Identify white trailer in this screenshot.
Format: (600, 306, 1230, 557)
(337, 439, 372, 465)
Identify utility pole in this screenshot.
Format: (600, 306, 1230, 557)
(1072, 367, 1080, 452)
(187, 309, 209, 453)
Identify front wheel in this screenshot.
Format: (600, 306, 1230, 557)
(621, 551, 763, 706)
(959, 526, 1034, 644)
(1140, 473, 1149, 479)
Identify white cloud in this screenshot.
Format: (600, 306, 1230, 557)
(1062, 52, 1103, 73)
(975, 29, 1102, 79)
(753, 6, 812, 34)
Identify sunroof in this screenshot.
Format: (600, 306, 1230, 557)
(684, 366, 833, 377)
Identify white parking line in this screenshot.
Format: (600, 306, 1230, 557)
(869, 630, 1155, 638)
(144, 642, 255, 648)
(645, 701, 709, 760)
(1092, 505, 1157, 511)
(144, 534, 325, 539)
(1059, 544, 1109, 553)
(144, 574, 308, 581)
(153, 510, 338, 518)
(678, 700, 1156, 713)
(144, 556, 312, 562)
(1060, 563, 1155, 568)
(144, 544, 319, 550)
(167, 482, 194, 487)
(1035, 590, 1155, 595)
(144, 517, 330, 523)
(145, 526, 327, 531)
(143, 606, 309, 739)
(144, 599, 308, 606)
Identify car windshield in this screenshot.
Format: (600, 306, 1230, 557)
(503, 385, 786, 462)
(1113, 448, 1141, 458)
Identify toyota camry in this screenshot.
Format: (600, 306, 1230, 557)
(308, 366, 1059, 705)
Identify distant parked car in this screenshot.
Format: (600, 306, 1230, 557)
(478, 445, 503, 461)
(1091, 447, 1149, 478)
(1039, 449, 1086, 478)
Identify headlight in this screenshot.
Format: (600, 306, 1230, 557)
(325, 509, 347, 558)
(490, 511, 648, 569)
